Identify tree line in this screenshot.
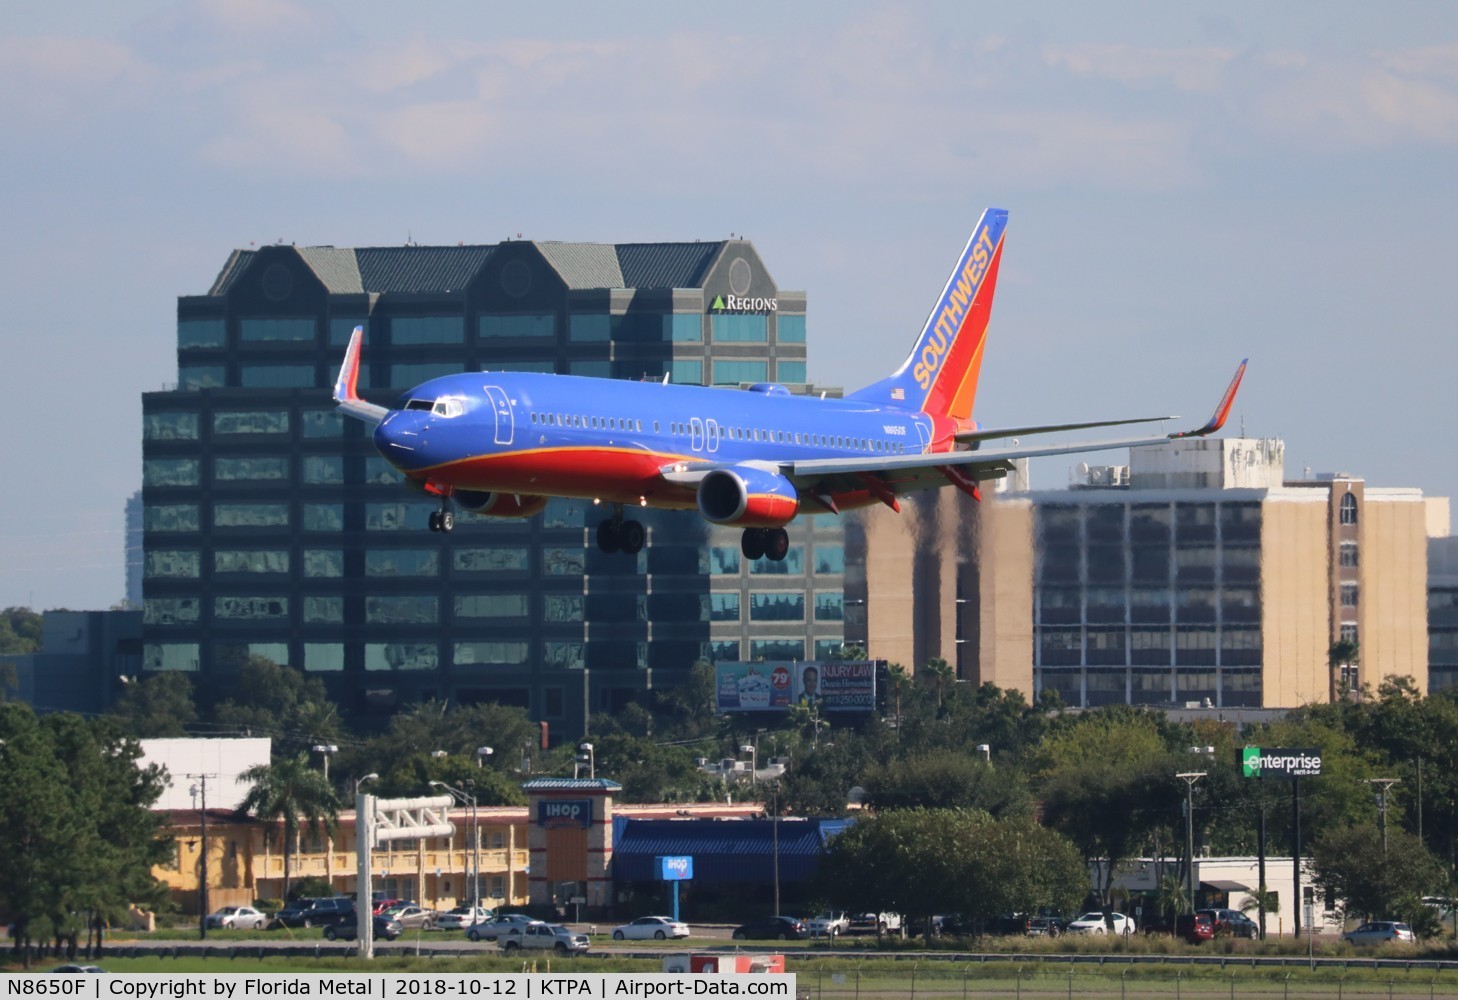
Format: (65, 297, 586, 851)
(6, 647, 1456, 945)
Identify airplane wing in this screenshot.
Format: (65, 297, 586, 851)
(333, 325, 389, 424)
(955, 413, 1175, 445)
(660, 360, 1249, 505)
(788, 359, 1248, 500)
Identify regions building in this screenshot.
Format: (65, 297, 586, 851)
(139, 237, 848, 730)
(855, 437, 1443, 709)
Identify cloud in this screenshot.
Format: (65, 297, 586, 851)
(1042, 42, 1236, 94)
(0, 35, 158, 120)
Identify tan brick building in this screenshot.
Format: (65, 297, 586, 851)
(850, 438, 1441, 709)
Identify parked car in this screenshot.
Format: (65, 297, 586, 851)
(205, 905, 269, 930)
(53, 965, 105, 973)
(847, 912, 902, 935)
(273, 897, 355, 929)
(1197, 908, 1259, 939)
(732, 915, 807, 941)
(1028, 916, 1066, 937)
(371, 897, 410, 916)
(383, 904, 436, 931)
(1175, 912, 1216, 944)
(806, 911, 851, 937)
(466, 913, 537, 942)
(610, 915, 690, 940)
(986, 913, 1032, 936)
(498, 921, 590, 955)
(1067, 911, 1136, 935)
(1343, 921, 1415, 945)
(437, 905, 493, 930)
(324, 915, 403, 942)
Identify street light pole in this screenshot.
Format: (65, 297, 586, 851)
(187, 773, 215, 939)
(1176, 771, 1207, 908)
(311, 744, 338, 782)
(430, 780, 479, 907)
(740, 744, 757, 784)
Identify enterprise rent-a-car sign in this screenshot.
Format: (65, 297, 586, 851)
(1242, 747, 1323, 778)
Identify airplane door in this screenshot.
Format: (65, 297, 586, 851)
(690, 417, 705, 453)
(705, 418, 721, 454)
(483, 386, 514, 446)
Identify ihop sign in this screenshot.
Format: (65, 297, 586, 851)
(657, 855, 693, 881)
(538, 799, 593, 829)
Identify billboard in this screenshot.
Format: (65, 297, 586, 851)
(1241, 747, 1323, 778)
(715, 661, 877, 713)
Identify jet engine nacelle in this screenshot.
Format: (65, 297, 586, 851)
(697, 466, 799, 527)
(454, 490, 550, 519)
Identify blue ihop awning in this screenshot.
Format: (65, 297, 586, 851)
(611, 817, 851, 884)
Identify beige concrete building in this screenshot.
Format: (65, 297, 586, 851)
(850, 438, 1437, 709)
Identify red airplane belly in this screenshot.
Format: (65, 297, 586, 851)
(434, 448, 700, 509)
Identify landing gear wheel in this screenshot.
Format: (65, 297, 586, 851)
(619, 519, 646, 554)
(439, 510, 454, 533)
(741, 528, 767, 561)
(764, 527, 790, 561)
(597, 520, 621, 553)
(429, 511, 441, 532)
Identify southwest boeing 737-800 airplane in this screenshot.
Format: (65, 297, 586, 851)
(334, 208, 1246, 560)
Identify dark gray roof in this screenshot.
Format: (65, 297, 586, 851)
(206, 240, 729, 297)
(208, 250, 256, 296)
(354, 246, 496, 293)
(616, 243, 723, 289)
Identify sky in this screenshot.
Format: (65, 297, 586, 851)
(3, 1, 1456, 612)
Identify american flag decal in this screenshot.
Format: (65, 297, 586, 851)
(890, 387, 905, 400)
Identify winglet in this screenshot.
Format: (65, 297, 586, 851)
(333, 325, 389, 424)
(1171, 359, 1247, 439)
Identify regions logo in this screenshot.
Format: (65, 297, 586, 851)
(711, 294, 778, 312)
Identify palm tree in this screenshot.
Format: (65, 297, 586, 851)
(238, 753, 341, 902)
(922, 657, 954, 712)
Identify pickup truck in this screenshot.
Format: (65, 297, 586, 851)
(498, 921, 591, 955)
(806, 911, 850, 937)
(848, 912, 902, 935)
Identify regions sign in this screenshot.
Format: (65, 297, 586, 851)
(1242, 747, 1323, 778)
(537, 799, 592, 829)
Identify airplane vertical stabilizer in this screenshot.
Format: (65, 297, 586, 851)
(847, 207, 1008, 420)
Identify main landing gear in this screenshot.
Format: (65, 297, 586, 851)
(741, 527, 789, 561)
(596, 508, 645, 554)
(428, 500, 454, 533)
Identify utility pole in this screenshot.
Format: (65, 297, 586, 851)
(1365, 778, 1401, 854)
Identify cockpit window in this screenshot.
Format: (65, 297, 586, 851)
(403, 397, 465, 417)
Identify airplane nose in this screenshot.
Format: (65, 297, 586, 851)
(373, 412, 424, 465)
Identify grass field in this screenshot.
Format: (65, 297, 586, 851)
(14, 953, 1458, 998)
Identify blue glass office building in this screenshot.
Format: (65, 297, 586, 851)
(140, 238, 848, 730)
